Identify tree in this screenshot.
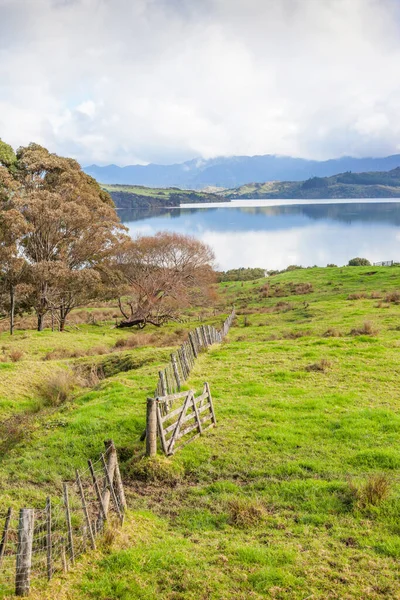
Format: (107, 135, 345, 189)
(115, 232, 215, 328)
(0, 141, 127, 332)
(11, 143, 126, 330)
(348, 257, 371, 266)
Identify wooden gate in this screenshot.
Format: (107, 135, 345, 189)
(146, 383, 216, 456)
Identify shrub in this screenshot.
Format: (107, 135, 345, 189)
(348, 257, 371, 266)
(9, 349, 24, 362)
(228, 498, 265, 528)
(350, 321, 378, 336)
(327, 263, 337, 267)
(370, 291, 382, 299)
(37, 370, 76, 406)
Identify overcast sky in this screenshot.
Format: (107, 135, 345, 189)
(1, 0, 400, 166)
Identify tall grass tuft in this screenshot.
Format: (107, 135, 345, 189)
(36, 370, 76, 406)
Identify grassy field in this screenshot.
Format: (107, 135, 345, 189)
(1, 267, 400, 598)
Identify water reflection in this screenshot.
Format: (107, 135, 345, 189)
(120, 202, 400, 270)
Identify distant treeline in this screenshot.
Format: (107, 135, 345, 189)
(105, 187, 221, 210)
(218, 267, 265, 282)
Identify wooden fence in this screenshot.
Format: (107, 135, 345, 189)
(146, 383, 216, 456)
(154, 308, 235, 398)
(0, 441, 126, 597)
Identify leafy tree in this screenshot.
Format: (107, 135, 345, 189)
(115, 232, 215, 328)
(348, 257, 371, 266)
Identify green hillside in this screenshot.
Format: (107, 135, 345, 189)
(102, 184, 221, 209)
(1, 267, 400, 598)
(223, 167, 400, 199)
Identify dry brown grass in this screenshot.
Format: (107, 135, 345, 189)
(36, 370, 76, 406)
(227, 498, 266, 528)
(9, 349, 24, 362)
(350, 321, 379, 336)
(305, 358, 332, 372)
(323, 327, 343, 338)
(348, 474, 391, 509)
(348, 292, 367, 300)
(384, 291, 400, 304)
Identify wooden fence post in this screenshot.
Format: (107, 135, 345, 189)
(102, 441, 117, 517)
(63, 483, 75, 565)
(146, 398, 158, 457)
(171, 354, 181, 390)
(106, 441, 127, 512)
(0, 507, 12, 569)
(189, 332, 198, 359)
(159, 370, 167, 396)
(205, 381, 217, 425)
(101, 455, 123, 524)
(76, 470, 96, 550)
(88, 460, 107, 522)
(15, 508, 34, 597)
(46, 497, 52, 581)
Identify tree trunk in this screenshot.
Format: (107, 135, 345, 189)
(37, 313, 44, 332)
(9, 284, 15, 336)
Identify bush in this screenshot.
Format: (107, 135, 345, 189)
(385, 291, 400, 304)
(37, 370, 76, 406)
(348, 257, 371, 266)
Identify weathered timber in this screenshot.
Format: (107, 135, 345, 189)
(46, 497, 52, 581)
(76, 470, 96, 550)
(88, 460, 107, 522)
(168, 391, 194, 455)
(0, 507, 12, 569)
(146, 397, 158, 457)
(15, 508, 34, 597)
(63, 483, 75, 565)
(101, 454, 123, 524)
(171, 354, 181, 390)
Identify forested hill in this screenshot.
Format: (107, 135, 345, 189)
(102, 184, 220, 209)
(223, 167, 400, 199)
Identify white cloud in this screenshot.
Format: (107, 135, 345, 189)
(1, 0, 400, 165)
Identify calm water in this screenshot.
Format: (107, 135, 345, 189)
(120, 199, 400, 270)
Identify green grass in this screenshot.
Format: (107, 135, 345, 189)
(1, 266, 400, 598)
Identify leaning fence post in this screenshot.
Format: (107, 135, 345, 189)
(100, 454, 124, 524)
(106, 440, 127, 512)
(205, 381, 217, 425)
(63, 483, 75, 565)
(146, 397, 158, 457)
(88, 460, 107, 523)
(15, 508, 34, 597)
(46, 497, 52, 581)
(189, 332, 198, 359)
(76, 470, 96, 550)
(0, 507, 12, 569)
(102, 441, 117, 517)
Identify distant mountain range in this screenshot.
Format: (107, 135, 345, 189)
(85, 154, 400, 189)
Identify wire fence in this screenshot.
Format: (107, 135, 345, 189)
(0, 441, 126, 597)
(154, 308, 235, 401)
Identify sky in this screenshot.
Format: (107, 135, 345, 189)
(1, 0, 400, 166)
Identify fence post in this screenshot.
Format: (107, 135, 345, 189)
(88, 460, 107, 523)
(15, 508, 34, 597)
(101, 454, 124, 524)
(76, 470, 96, 550)
(102, 441, 117, 517)
(46, 497, 52, 581)
(146, 397, 158, 457)
(171, 354, 181, 390)
(189, 332, 198, 359)
(159, 370, 167, 396)
(205, 381, 217, 425)
(63, 483, 75, 565)
(0, 507, 12, 569)
(107, 440, 127, 512)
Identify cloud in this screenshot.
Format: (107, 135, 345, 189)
(1, 0, 400, 165)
